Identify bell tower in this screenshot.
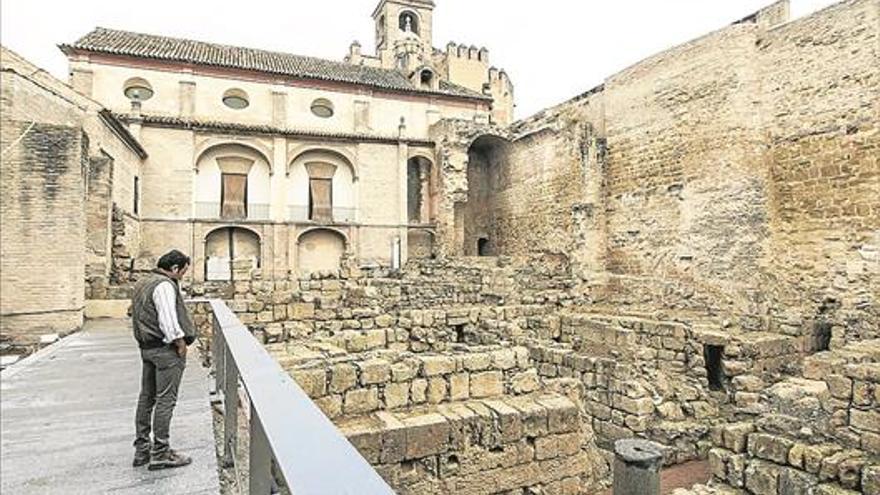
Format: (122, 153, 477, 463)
(372, 0, 435, 69)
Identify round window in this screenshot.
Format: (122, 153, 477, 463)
(222, 89, 249, 110)
(311, 98, 334, 118)
(123, 78, 153, 101)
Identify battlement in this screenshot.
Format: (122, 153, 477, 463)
(445, 42, 490, 63)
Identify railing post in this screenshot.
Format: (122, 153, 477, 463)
(249, 403, 273, 495)
(213, 315, 224, 394)
(223, 344, 238, 468)
(613, 439, 664, 495)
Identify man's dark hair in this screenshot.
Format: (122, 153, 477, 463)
(157, 250, 191, 271)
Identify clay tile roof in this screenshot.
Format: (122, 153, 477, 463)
(60, 27, 488, 101)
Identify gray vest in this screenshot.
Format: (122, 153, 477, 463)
(131, 271, 196, 348)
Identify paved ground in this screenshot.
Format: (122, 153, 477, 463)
(1, 319, 220, 494)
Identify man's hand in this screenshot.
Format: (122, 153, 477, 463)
(175, 339, 187, 359)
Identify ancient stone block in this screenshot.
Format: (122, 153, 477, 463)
(779, 467, 817, 495)
(359, 358, 392, 385)
(289, 302, 315, 319)
(449, 373, 470, 401)
(748, 433, 794, 464)
(826, 375, 853, 400)
(411, 379, 428, 404)
(290, 368, 326, 397)
(422, 356, 456, 376)
(470, 371, 503, 398)
(329, 363, 357, 393)
(463, 353, 492, 371)
(392, 361, 419, 382)
(427, 377, 447, 404)
(344, 388, 379, 415)
(511, 369, 540, 394)
(492, 348, 517, 370)
(863, 465, 880, 495)
(804, 444, 842, 474)
(612, 394, 654, 416)
(708, 448, 730, 480)
(535, 436, 558, 460)
(384, 382, 410, 410)
(852, 409, 880, 433)
(403, 413, 450, 460)
(745, 460, 781, 495)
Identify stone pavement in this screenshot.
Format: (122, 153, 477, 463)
(1, 319, 220, 494)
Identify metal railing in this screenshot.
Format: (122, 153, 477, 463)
(288, 205, 357, 223)
(195, 202, 271, 221)
(208, 299, 394, 494)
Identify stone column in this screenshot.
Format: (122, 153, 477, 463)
(418, 160, 431, 223)
(613, 439, 664, 495)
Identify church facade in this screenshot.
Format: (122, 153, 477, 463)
(60, 0, 514, 284)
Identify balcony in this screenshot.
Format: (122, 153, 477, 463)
(195, 202, 270, 221)
(288, 205, 357, 224)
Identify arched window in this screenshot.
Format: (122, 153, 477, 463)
(420, 69, 434, 88)
(205, 227, 261, 281)
(194, 143, 272, 221)
(399, 11, 419, 35)
(288, 149, 356, 224)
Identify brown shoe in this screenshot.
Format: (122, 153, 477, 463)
(148, 449, 192, 471)
(132, 450, 151, 467)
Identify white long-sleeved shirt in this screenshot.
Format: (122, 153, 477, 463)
(153, 281, 185, 344)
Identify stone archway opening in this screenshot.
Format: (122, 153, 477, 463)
(297, 229, 347, 275)
(461, 135, 509, 256)
(205, 227, 261, 281)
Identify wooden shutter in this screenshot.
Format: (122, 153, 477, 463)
(309, 178, 333, 222)
(221, 173, 248, 219)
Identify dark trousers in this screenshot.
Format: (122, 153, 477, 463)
(134, 345, 186, 454)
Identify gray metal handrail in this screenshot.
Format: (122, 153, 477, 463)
(208, 299, 395, 495)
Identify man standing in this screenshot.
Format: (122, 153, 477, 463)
(130, 250, 197, 470)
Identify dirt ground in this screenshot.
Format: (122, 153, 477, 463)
(600, 460, 711, 495)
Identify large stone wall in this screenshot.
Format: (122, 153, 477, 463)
(435, 0, 878, 338)
(1, 50, 88, 344)
(1, 47, 144, 346)
(759, 0, 880, 343)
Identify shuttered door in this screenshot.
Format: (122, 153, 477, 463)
(309, 178, 333, 222)
(221, 173, 248, 219)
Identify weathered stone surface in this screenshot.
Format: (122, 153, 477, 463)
(470, 371, 503, 398)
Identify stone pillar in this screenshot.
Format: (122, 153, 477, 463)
(179, 81, 196, 118)
(419, 160, 431, 223)
(613, 439, 663, 495)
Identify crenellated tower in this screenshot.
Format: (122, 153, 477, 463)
(346, 0, 515, 124)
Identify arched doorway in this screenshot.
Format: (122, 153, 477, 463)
(461, 135, 509, 256)
(407, 229, 435, 259)
(205, 227, 261, 281)
(297, 229, 346, 274)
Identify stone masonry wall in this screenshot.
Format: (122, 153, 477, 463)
(759, 0, 880, 344)
(438, 0, 879, 340)
(0, 58, 87, 345)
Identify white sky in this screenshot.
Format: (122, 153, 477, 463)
(1, 0, 840, 120)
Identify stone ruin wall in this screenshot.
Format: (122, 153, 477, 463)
(430, 0, 878, 342)
(1, 58, 88, 345)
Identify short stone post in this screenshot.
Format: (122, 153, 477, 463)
(613, 439, 664, 495)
